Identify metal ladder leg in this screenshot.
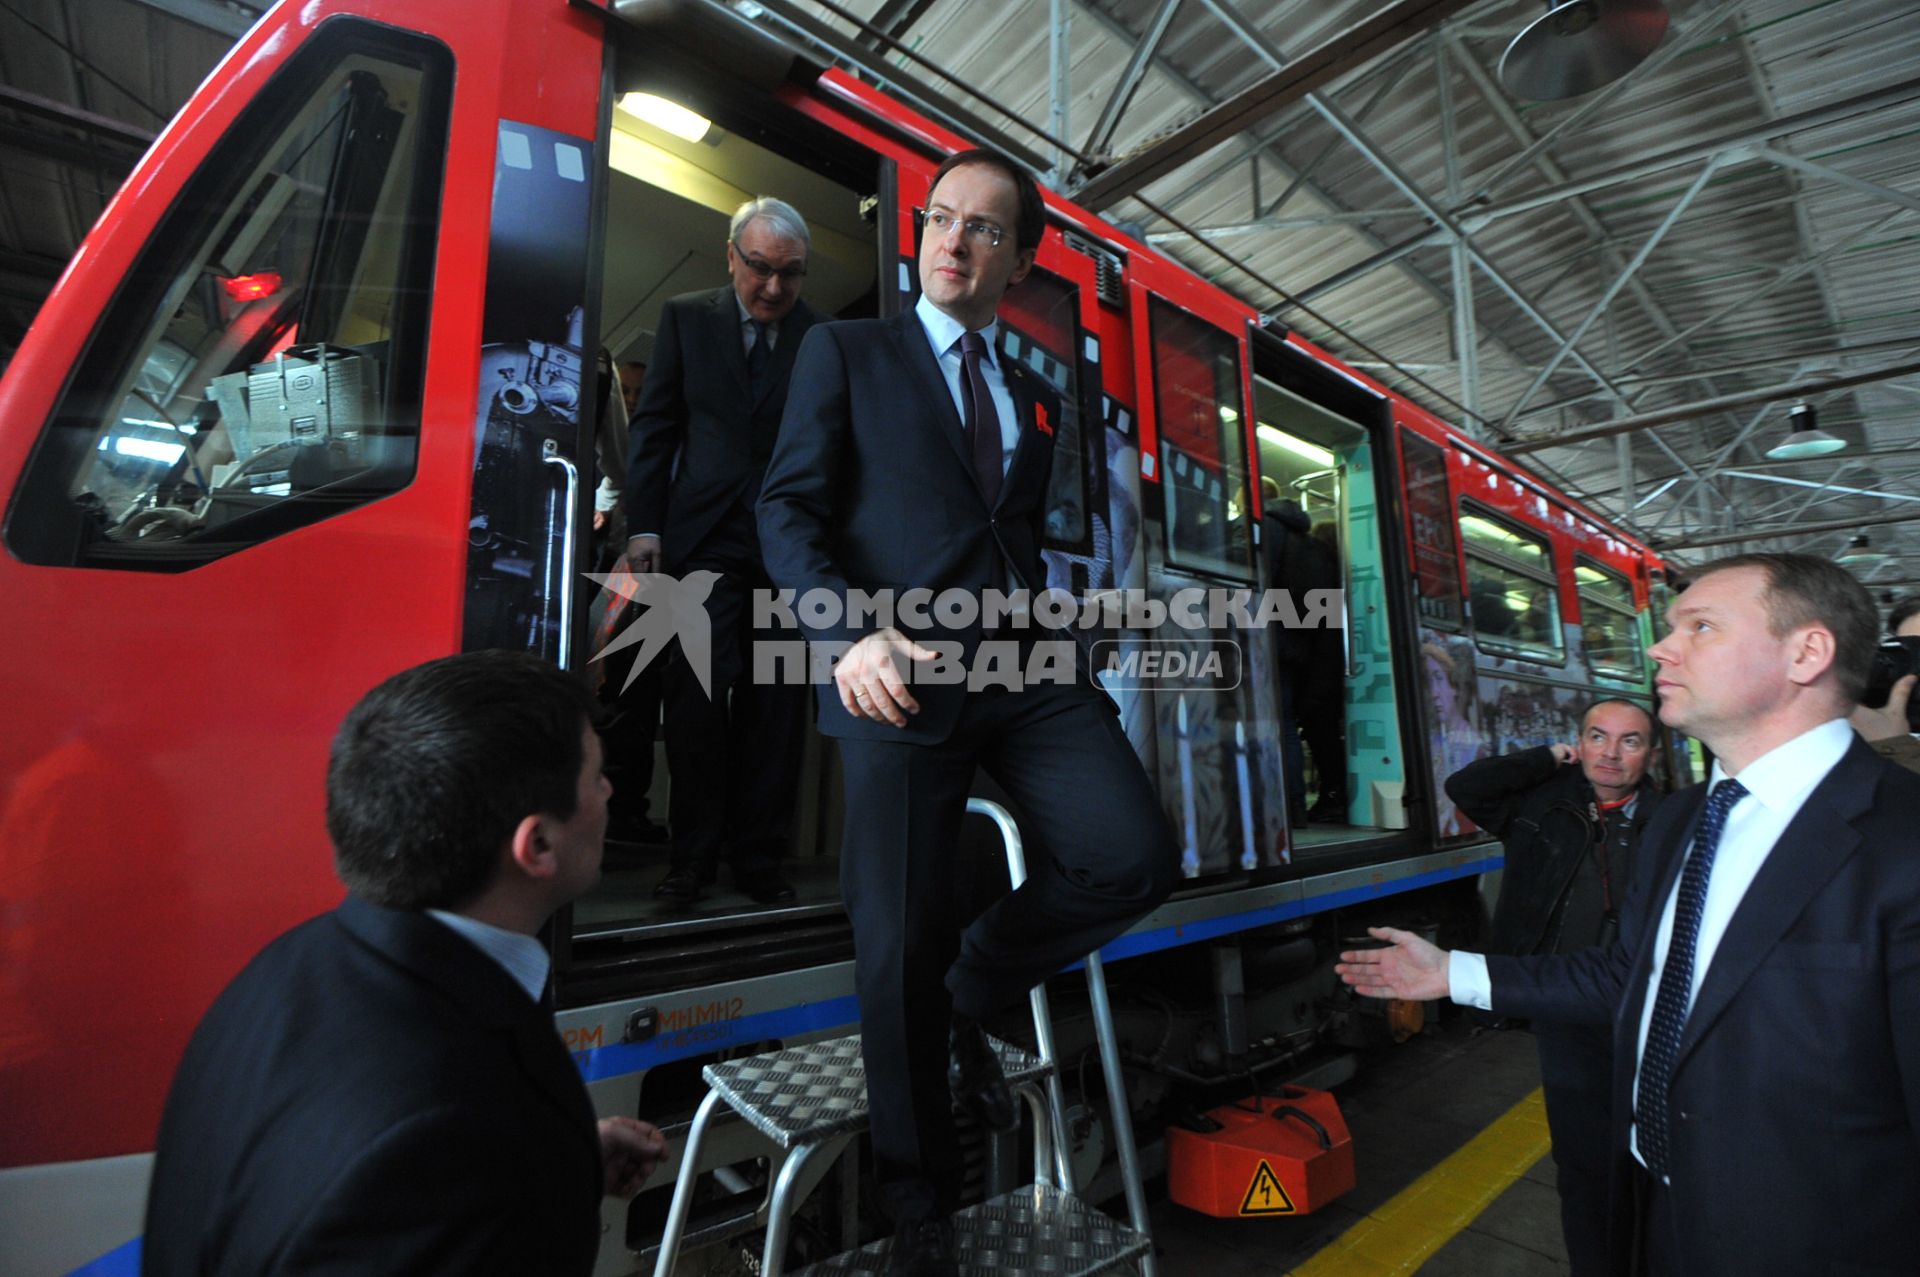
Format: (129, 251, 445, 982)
(1086, 948, 1158, 1277)
(759, 1143, 823, 1277)
(652, 1090, 724, 1277)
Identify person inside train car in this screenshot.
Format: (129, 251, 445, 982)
(1443, 697, 1664, 1276)
(601, 357, 669, 847)
(1336, 552, 1920, 1276)
(1260, 475, 1316, 824)
(143, 652, 666, 1277)
(757, 148, 1178, 1275)
(1848, 592, 1920, 773)
(1302, 517, 1348, 820)
(626, 196, 821, 906)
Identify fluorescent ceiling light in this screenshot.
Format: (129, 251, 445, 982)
(617, 92, 710, 143)
(1256, 424, 1335, 467)
(1838, 534, 1890, 571)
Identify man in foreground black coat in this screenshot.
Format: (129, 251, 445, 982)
(143, 653, 664, 1276)
(1338, 553, 1920, 1275)
(1445, 698, 1661, 1275)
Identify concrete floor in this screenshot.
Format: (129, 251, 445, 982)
(1148, 1013, 1570, 1276)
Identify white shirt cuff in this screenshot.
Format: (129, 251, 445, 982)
(1448, 950, 1492, 1010)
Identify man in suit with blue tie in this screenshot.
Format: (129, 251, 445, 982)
(1335, 552, 1920, 1275)
(628, 198, 819, 906)
(758, 150, 1178, 1274)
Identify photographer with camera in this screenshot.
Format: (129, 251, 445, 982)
(1849, 595, 1920, 772)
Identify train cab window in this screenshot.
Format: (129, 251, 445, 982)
(1576, 559, 1643, 677)
(1460, 507, 1564, 660)
(1149, 299, 1254, 581)
(6, 24, 451, 570)
(1399, 433, 1462, 629)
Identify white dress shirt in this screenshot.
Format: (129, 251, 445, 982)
(1449, 717, 1855, 1165)
(914, 293, 1019, 479)
(427, 909, 551, 1005)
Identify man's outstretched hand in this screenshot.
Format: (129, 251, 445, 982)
(1334, 926, 1451, 1001)
(598, 1116, 667, 1198)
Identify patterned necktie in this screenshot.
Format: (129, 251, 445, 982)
(958, 331, 1003, 508)
(746, 320, 770, 389)
(1635, 776, 1746, 1179)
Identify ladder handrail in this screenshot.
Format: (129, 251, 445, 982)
(965, 797, 1158, 1276)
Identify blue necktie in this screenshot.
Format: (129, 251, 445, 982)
(958, 331, 1003, 508)
(1635, 777, 1746, 1179)
(747, 320, 770, 389)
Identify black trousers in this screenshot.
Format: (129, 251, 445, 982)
(1535, 1020, 1612, 1277)
(835, 675, 1179, 1217)
(1631, 1163, 1679, 1277)
(663, 552, 807, 875)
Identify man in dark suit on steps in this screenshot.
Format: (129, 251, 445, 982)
(758, 149, 1178, 1275)
(143, 652, 665, 1276)
(1337, 553, 1920, 1275)
(627, 197, 820, 906)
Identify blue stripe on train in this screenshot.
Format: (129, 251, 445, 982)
(65, 1237, 139, 1275)
(571, 855, 1498, 1080)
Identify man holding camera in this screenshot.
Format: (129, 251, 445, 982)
(1443, 699, 1662, 1276)
(1849, 593, 1920, 771)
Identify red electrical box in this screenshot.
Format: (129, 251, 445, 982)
(1166, 1086, 1356, 1217)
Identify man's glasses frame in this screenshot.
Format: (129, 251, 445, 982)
(731, 242, 808, 283)
(920, 208, 1005, 249)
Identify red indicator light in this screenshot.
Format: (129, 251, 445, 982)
(220, 272, 282, 302)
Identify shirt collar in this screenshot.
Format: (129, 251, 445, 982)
(426, 909, 550, 1004)
(1708, 716, 1854, 813)
(734, 294, 775, 335)
(915, 292, 997, 365)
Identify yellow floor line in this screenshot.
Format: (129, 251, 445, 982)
(1287, 1087, 1552, 1277)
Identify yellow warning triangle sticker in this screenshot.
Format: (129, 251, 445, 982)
(1239, 1159, 1296, 1216)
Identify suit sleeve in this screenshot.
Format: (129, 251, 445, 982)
(1444, 747, 1561, 837)
(626, 301, 688, 540)
(276, 1105, 584, 1276)
(756, 325, 858, 647)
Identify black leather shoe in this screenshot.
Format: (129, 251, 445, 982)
(651, 866, 712, 903)
(736, 868, 797, 905)
(887, 1214, 957, 1275)
(948, 1016, 1017, 1132)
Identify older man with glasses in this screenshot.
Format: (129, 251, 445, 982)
(626, 196, 821, 907)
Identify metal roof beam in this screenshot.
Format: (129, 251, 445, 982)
(124, 0, 257, 39)
(1068, 0, 1475, 210)
(1080, 0, 1185, 169)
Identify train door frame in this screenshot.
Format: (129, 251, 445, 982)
(1246, 325, 1434, 873)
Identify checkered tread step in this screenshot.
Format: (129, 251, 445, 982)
(701, 1032, 1049, 1149)
(790, 1183, 1148, 1275)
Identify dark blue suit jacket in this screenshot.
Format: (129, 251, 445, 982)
(628, 286, 819, 570)
(143, 896, 602, 1276)
(1487, 735, 1920, 1274)
(757, 309, 1066, 745)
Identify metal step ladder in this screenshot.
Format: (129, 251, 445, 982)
(650, 799, 1160, 1276)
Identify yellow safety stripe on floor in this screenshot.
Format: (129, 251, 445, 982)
(1288, 1087, 1551, 1277)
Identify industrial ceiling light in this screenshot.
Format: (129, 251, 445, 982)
(1763, 403, 1846, 461)
(616, 92, 711, 143)
(1499, 0, 1671, 101)
(1838, 534, 1890, 571)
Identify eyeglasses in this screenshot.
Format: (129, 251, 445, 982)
(732, 245, 807, 283)
(923, 209, 1005, 249)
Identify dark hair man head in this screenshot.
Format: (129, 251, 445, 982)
(1576, 698, 1655, 803)
(919, 148, 1043, 330)
(1651, 552, 1876, 772)
(727, 196, 810, 326)
(618, 360, 646, 419)
(1889, 594, 1920, 639)
(328, 651, 609, 931)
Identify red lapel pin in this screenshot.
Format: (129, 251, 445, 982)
(1034, 401, 1053, 436)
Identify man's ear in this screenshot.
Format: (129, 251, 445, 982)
(1786, 624, 1837, 689)
(507, 813, 561, 882)
(1008, 247, 1036, 287)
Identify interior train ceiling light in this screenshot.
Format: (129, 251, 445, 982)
(1764, 403, 1847, 460)
(1838, 534, 1890, 571)
(617, 92, 711, 143)
(1499, 0, 1671, 101)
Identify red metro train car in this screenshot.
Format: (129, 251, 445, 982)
(0, 1, 1671, 1272)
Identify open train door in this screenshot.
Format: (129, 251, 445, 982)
(0, 2, 609, 1271)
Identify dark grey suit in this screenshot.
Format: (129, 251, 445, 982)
(1487, 736, 1920, 1274)
(143, 896, 601, 1276)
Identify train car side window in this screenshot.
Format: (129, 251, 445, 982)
(1576, 559, 1644, 677)
(1399, 432, 1461, 629)
(1000, 265, 1089, 552)
(1459, 504, 1564, 661)
(1148, 298, 1253, 580)
(6, 22, 451, 570)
